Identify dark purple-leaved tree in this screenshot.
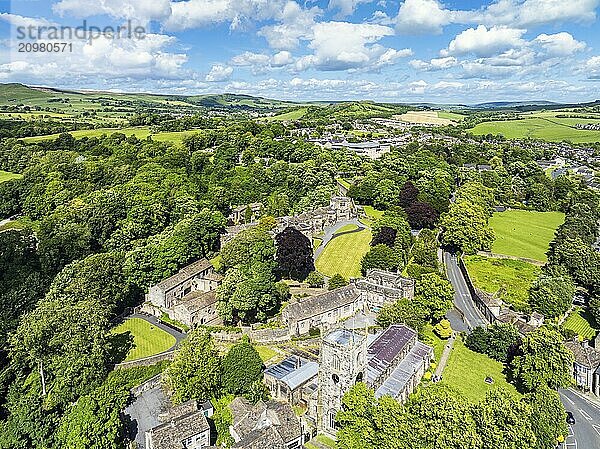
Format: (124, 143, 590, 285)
(275, 226, 315, 281)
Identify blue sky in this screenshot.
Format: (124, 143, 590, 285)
(1, 0, 600, 103)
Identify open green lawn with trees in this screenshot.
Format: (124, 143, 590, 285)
(464, 255, 541, 311)
(441, 337, 520, 402)
(489, 210, 565, 262)
(563, 308, 599, 340)
(112, 318, 176, 362)
(469, 118, 600, 143)
(316, 228, 372, 279)
(0, 171, 22, 183)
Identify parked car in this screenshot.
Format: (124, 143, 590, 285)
(566, 411, 576, 425)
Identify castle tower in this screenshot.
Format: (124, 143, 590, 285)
(317, 328, 367, 435)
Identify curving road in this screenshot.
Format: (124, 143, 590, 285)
(313, 218, 366, 260)
(444, 251, 488, 332)
(559, 389, 600, 449)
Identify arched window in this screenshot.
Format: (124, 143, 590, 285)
(332, 374, 339, 384)
(355, 372, 363, 383)
(332, 354, 340, 371)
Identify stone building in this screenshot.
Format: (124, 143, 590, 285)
(145, 400, 211, 449)
(221, 196, 358, 246)
(315, 329, 368, 434)
(564, 338, 600, 396)
(282, 270, 415, 336)
(228, 203, 263, 225)
(228, 398, 306, 449)
(143, 258, 223, 328)
(314, 325, 433, 435)
(264, 356, 319, 406)
(353, 269, 415, 312)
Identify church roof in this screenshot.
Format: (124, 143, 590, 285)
(264, 356, 319, 390)
(367, 324, 416, 376)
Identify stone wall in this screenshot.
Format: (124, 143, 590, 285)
(115, 351, 175, 369)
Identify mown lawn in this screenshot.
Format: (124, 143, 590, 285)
(0, 170, 22, 183)
(422, 324, 445, 361)
(112, 318, 176, 362)
(563, 308, 599, 340)
(489, 209, 564, 262)
(463, 255, 540, 311)
(441, 336, 520, 403)
(333, 224, 359, 235)
(316, 228, 372, 279)
(469, 118, 600, 143)
(255, 345, 279, 363)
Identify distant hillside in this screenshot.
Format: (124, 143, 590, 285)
(0, 83, 59, 103)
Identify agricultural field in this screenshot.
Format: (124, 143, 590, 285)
(315, 228, 372, 279)
(438, 111, 466, 121)
(21, 126, 203, 144)
(265, 108, 307, 121)
(0, 171, 22, 183)
(441, 336, 520, 403)
(396, 110, 454, 126)
(563, 308, 599, 340)
(488, 209, 564, 262)
(469, 114, 600, 143)
(463, 255, 541, 311)
(112, 318, 176, 362)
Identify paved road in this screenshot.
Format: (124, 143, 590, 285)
(443, 251, 488, 331)
(313, 218, 366, 259)
(559, 389, 600, 449)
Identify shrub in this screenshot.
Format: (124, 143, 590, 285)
(434, 319, 452, 339)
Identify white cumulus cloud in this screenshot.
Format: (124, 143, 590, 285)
(205, 64, 233, 82)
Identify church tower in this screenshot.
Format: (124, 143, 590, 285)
(317, 328, 367, 435)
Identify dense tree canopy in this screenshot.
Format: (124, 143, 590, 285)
(275, 226, 315, 281)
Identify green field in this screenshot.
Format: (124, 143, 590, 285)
(112, 318, 176, 362)
(255, 345, 279, 363)
(316, 228, 372, 279)
(438, 111, 466, 121)
(266, 108, 307, 121)
(333, 224, 359, 235)
(464, 255, 541, 311)
(21, 126, 203, 144)
(563, 308, 599, 340)
(422, 324, 445, 361)
(441, 336, 520, 402)
(470, 117, 600, 143)
(0, 171, 22, 183)
(489, 210, 564, 262)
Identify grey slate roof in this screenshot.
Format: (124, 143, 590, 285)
(229, 398, 302, 447)
(374, 341, 433, 399)
(283, 285, 360, 322)
(174, 290, 217, 314)
(565, 340, 600, 370)
(148, 410, 210, 449)
(264, 356, 319, 390)
(366, 325, 416, 385)
(155, 258, 213, 291)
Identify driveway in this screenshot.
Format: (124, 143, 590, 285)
(443, 251, 488, 331)
(128, 313, 187, 350)
(559, 389, 600, 449)
(313, 218, 366, 260)
(124, 386, 170, 448)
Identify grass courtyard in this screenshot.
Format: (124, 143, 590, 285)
(316, 228, 372, 279)
(112, 318, 176, 362)
(441, 336, 520, 403)
(0, 170, 22, 183)
(563, 308, 599, 340)
(463, 255, 541, 311)
(488, 209, 564, 262)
